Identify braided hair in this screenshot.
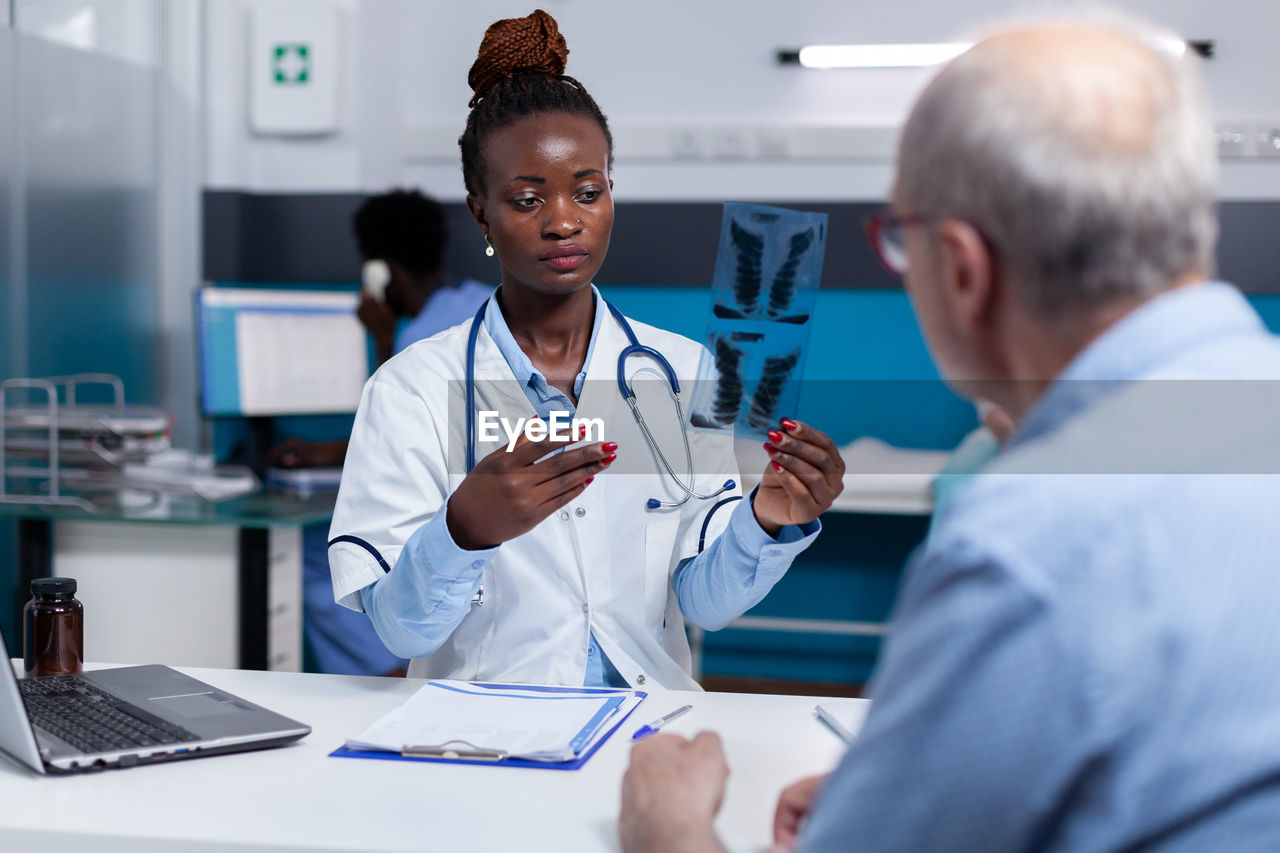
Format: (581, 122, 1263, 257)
(459, 9, 613, 197)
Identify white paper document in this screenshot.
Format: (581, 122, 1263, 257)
(346, 680, 644, 762)
(235, 310, 368, 415)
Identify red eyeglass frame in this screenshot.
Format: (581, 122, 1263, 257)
(863, 208, 939, 276)
(865, 208, 999, 277)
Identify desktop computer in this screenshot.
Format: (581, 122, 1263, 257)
(196, 286, 370, 417)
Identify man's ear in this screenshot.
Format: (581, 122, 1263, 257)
(934, 219, 997, 332)
(465, 195, 489, 239)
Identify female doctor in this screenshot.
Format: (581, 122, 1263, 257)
(327, 10, 845, 690)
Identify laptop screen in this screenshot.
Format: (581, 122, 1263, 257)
(0, 633, 51, 773)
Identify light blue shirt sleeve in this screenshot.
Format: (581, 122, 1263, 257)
(797, 540, 1084, 852)
(358, 507, 499, 660)
(673, 488, 821, 631)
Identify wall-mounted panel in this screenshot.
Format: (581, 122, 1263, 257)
(21, 33, 159, 402)
(15, 0, 158, 66)
(0, 28, 15, 381)
(0, 28, 16, 651)
(2, 9, 164, 651)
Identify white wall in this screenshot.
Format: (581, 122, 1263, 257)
(205, 0, 1280, 201)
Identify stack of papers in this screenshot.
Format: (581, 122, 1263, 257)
(265, 465, 343, 498)
(832, 437, 953, 514)
(345, 681, 645, 764)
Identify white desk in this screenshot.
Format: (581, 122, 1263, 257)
(0, 666, 857, 853)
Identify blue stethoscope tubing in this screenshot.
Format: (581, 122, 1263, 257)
(463, 297, 734, 510)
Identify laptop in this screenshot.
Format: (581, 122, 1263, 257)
(0, 632, 310, 774)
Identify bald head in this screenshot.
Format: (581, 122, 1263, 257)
(896, 15, 1217, 321)
(985, 25, 1166, 154)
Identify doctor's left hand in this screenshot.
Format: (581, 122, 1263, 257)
(754, 418, 845, 536)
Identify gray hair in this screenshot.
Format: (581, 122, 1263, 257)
(897, 12, 1218, 321)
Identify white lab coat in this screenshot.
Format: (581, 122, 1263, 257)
(328, 303, 741, 690)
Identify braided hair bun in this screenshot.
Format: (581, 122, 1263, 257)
(467, 9, 568, 108)
(459, 9, 612, 196)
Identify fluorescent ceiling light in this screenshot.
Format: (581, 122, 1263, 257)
(783, 38, 1210, 70)
(797, 43, 972, 69)
(1154, 36, 1188, 58)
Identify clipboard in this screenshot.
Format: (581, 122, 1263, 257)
(329, 681, 648, 771)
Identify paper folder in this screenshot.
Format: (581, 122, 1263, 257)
(330, 681, 647, 771)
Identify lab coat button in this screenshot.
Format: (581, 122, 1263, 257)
(582, 603, 590, 613)
(636, 674, 646, 685)
(560, 511, 570, 521)
(471, 560, 483, 569)
(575, 507, 586, 518)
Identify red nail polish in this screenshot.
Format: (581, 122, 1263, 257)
(585, 476, 595, 485)
(780, 418, 798, 431)
(603, 441, 618, 452)
(763, 442, 778, 454)
(605, 452, 617, 463)
(771, 460, 783, 471)
(767, 430, 783, 444)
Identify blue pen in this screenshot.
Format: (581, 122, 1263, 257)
(632, 704, 693, 740)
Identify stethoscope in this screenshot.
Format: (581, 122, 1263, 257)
(464, 297, 735, 511)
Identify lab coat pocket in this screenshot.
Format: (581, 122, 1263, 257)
(643, 522, 680, 630)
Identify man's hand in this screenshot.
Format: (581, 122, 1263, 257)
(980, 403, 1016, 444)
(754, 418, 845, 536)
(771, 774, 828, 852)
(619, 732, 730, 853)
(445, 425, 615, 550)
(356, 293, 396, 365)
(269, 438, 349, 468)
(356, 293, 395, 342)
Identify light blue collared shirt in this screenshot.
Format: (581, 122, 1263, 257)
(393, 277, 493, 354)
(799, 282, 1280, 852)
(362, 286, 819, 686)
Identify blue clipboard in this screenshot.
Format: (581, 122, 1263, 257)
(329, 682, 648, 771)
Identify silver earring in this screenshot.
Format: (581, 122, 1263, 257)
(484, 236, 494, 257)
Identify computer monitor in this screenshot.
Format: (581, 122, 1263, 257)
(197, 286, 370, 417)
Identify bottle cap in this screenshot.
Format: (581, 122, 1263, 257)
(31, 577, 76, 596)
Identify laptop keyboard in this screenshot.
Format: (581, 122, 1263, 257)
(20, 675, 199, 755)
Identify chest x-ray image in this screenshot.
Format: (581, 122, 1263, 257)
(690, 203, 827, 438)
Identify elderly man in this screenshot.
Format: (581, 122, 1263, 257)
(620, 14, 1280, 853)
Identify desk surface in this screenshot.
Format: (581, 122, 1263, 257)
(0, 488, 336, 527)
(1, 666, 856, 853)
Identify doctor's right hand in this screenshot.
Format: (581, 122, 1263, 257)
(445, 426, 617, 551)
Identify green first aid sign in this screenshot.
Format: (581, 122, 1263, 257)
(273, 44, 310, 84)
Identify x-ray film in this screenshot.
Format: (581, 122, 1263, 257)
(690, 203, 827, 437)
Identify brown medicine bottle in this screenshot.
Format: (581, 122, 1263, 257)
(23, 577, 84, 678)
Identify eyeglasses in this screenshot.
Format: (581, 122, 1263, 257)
(864, 208, 939, 276)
